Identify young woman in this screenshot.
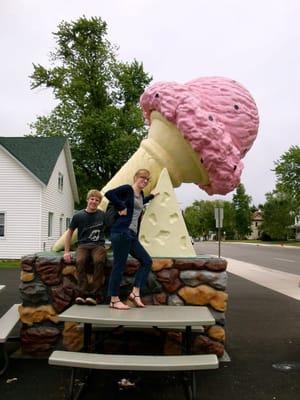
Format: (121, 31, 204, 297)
(105, 169, 158, 310)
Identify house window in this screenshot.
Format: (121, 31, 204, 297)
(48, 212, 54, 237)
(58, 172, 64, 192)
(0, 212, 5, 237)
(66, 217, 71, 229)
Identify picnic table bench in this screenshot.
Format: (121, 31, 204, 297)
(0, 287, 20, 375)
(49, 305, 219, 400)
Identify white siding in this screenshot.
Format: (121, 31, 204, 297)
(41, 149, 75, 251)
(0, 147, 42, 258)
(294, 216, 300, 240)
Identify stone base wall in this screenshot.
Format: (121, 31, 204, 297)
(19, 252, 228, 357)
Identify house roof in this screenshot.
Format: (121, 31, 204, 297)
(252, 210, 263, 221)
(0, 136, 79, 202)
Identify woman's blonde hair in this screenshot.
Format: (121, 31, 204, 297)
(134, 169, 151, 180)
(86, 189, 102, 202)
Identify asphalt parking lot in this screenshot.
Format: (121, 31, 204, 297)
(1, 267, 300, 400)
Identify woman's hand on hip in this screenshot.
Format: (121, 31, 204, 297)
(118, 208, 127, 216)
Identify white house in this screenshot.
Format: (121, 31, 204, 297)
(292, 215, 300, 240)
(0, 137, 79, 259)
(248, 210, 263, 240)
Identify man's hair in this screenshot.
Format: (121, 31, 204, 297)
(86, 189, 102, 201)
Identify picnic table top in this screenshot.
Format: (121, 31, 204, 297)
(58, 304, 215, 327)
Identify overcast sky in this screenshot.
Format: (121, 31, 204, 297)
(1, 0, 299, 208)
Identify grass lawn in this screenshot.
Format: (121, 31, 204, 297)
(0, 260, 20, 268)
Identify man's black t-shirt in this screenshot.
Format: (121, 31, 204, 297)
(69, 209, 105, 247)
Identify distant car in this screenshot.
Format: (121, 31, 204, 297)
(190, 236, 194, 245)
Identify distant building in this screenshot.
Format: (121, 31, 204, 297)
(292, 215, 300, 240)
(0, 137, 78, 259)
(248, 210, 263, 240)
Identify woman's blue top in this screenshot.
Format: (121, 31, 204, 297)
(105, 184, 154, 234)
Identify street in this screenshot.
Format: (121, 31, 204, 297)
(195, 241, 300, 274)
(1, 244, 300, 399)
(195, 241, 300, 301)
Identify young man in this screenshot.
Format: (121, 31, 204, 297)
(64, 189, 107, 305)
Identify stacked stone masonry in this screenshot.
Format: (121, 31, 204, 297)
(19, 252, 228, 357)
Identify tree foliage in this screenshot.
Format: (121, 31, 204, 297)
(184, 201, 215, 238)
(222, 201, 236, 239)
(29, 16, 152, 206)
(261, 191, 294, 240)
(232, 183, 252, 239)
(274, 145, 300, 213)
(183, 200, 236, 239)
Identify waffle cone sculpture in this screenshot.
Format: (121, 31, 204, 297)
(99, 110, 209, 208)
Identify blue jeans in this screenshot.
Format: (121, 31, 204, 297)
(107, 230, 152, 296)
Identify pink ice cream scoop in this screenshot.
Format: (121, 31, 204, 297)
(140, 77, 259, 195)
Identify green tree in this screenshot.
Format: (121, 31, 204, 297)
(222, 201, 236, 239)
(183, 206, 202, 238)
(29, 16, 152, 206)
(232, 183, 252, 239)
(183, 200, 236, 239)
(184, 201, 215, 239)
(274, 145, 300, 214)
(261, 191, 294, 240)
(250, 205, 258, 213)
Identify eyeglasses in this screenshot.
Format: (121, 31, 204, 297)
(139, 176, 151, 182)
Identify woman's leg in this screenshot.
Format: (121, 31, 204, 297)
(107, 232, 132, 309)
(129, 235, 152, 306)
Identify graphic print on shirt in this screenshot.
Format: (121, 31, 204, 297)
(82, 223, 103, 242)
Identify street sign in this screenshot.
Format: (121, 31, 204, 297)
(214, 207, 224, 228)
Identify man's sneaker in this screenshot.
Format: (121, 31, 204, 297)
(75, 297, 86, 305)
(85, 297, 97, 306)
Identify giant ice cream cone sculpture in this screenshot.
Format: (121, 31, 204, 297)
(52, 76, 259, 251)
(102, 76, 259, 196)
(101, 76, 259, 202)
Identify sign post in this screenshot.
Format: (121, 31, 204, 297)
(214, 206, 224, 258)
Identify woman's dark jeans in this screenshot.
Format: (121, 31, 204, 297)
(107, 230, 152, 296)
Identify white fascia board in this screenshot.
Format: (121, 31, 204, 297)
(63, 141, 79, 203)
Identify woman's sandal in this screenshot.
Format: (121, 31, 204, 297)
(109, 300, 130, 310)
(128, 293, 145, 308)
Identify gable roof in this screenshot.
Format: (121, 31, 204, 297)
(0, 136, 79, 202)
(0, 136, 66, 184)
